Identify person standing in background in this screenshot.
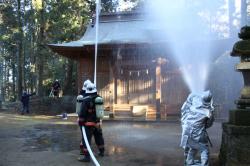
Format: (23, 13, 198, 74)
(52, 79, 61, 98)
(21, 91, 36, 115)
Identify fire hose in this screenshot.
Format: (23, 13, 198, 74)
(81, 126, 101, 166)
(83, 0, 101, 164)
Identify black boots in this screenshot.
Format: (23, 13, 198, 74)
(98, 151, 104, 157)
(78, 155, 90, 162)
(78, 148, 104, 162)
(98, 148, 104, 157)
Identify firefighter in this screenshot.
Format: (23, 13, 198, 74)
(78, 82, 105, 162)
(21, 91, 36, 115)
(77, 79, 91, 155)
(52, 79, 61, 98)
(180, 90, 214, 166)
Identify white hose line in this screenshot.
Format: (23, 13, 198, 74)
(81, 126, 100, 166)
(94, 0, 100, 85)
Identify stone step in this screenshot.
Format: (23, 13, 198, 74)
(113, 104, 132, 118)
(114, 111, 132, 117)
(113, 104, 131, 111)
(0, 108, 9, 112)
(113, 105, 131, 115)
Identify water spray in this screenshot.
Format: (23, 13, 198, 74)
(94, 0, 100, 85)
(145, 0, 216, 93)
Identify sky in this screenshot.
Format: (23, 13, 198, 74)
(117, 0, 137, 11)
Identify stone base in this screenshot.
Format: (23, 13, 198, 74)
(219, 123, 250, 165)
(229, 109, 250, 125)
(235, 98, 250, 109)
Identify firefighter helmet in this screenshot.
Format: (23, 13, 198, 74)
(86, 82, 97, 94)
(82, 79, 92, 91)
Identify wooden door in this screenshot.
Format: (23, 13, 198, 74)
(116, 67, 154, 104)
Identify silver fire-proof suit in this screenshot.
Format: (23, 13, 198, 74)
(180, 91, 214, 166)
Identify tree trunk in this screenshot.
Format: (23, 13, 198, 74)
(228, 0, 236, 37)
(0, 54, 3, 102)
(36, 0, 45, 96)
(11, 55, 17, 100)
(17, 0, 24, 100)
(5, 62, 12, 101)
(37, 56, 44, 96)
(2, 59, 7, 101)
(30, 2, 36, 93)
(241, 0, 248, 26)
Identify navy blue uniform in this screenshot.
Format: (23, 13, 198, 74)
(78, 93, 105, 160)
(52, 81, 60, 97)
(21, 92, 35, 114)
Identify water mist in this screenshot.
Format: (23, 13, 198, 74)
(144, 0, 217, 93)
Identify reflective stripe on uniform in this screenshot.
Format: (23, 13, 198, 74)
(85, 122, 96, 126)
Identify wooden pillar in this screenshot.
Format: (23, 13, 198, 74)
(114, 73, 118, 104)
(126, 76, 129, 104)
(155, 57, 167, 101)
(155, 57, 167, 120)
(109, 60, 114, 106)
(156, 64, 161, 102)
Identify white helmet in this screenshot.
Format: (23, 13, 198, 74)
(82, 79, 92, 91)
(202, 90, 212, 103)
(86, 82, 97, 94)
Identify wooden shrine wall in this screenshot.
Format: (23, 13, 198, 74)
(77, 48, 189, 114)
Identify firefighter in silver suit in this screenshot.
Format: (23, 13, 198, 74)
(180, 90, 214, 166)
